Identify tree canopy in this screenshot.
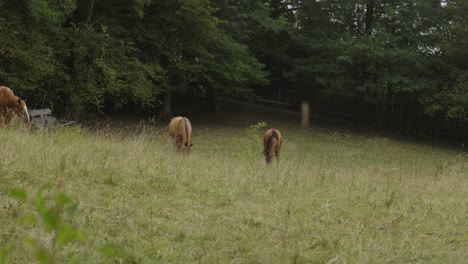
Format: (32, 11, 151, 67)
(0, 0, 466, 135)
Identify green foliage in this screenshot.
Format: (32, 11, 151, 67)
(211, 0, 291, 97)
(99, 244, 125, 258)
(7, 188, 27, 201)
(200, 30, 268, 95)
(0, 0, 266, 116)
(0, 0, 467, 126)
(247, 122, 268, 143)
(230, 122, 267, 160)
(285, 0, 468, 125)
(0, 246, 10, 264)
(65, 23, 162, 113)
(29, 0, 76, 24)
(5, 185, 85, 263)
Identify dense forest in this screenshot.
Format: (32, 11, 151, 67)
(0, 0, 467, 137)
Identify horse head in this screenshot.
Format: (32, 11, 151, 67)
(13, 98, 30, 123)
(184, 141, 193, 152)
(0, 86, 30, 126)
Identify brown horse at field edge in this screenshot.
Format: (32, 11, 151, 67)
(168, 116, 193, 154)
(263, 128, 283, 165)
(0, 86, 30, 126)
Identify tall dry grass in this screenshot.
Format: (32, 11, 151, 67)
(0, 121, 467, 263)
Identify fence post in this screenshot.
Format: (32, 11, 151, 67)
(301, 101, 310, 128)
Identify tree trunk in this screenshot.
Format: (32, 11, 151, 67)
(207, 87, 218, 112)
(278, 86, 282, 101)
(86, 0, 95, 24)
(162, 91, 173, 120)
(365, 0, 375, 35)
(377, 104, 386, 130)
(356, 2, 362, 34)
(270, 0, 282, 19)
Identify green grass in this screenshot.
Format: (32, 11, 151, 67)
(0, 118, 467, 263)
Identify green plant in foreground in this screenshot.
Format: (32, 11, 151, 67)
(246, 122, 268, 143)
(230, 122, 268, 160)
(3, 185, 85, 264)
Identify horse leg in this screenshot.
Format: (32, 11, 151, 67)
(184, 147, 191, 156)
(175, 135, 183, 150)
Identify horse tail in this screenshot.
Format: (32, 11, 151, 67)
(182, 117, 188, 146)
(265, 130, 279, 164)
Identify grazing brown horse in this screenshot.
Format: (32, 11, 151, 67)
(263, 128, 283, 164)
(168, 116, 193, 154)
(0, 86, 30, 126)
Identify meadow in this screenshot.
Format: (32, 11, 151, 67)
(0, 111, 467, 263)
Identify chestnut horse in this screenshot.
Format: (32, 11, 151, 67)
(168, 116, 193, 154)
(263, 128, 283, 164)
(0, 86, 30, 126)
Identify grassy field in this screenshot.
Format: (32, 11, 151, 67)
(0, 112, 467, 263)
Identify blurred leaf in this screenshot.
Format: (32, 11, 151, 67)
(55, 193, 71, 207)
(0, 246, 10, 264)
(56, 224, 75, 245)
(18, 214, 38, 225)
(35, 190, 46, 215)
(99, 244, 124, 258)
(42, 208, 61, 232)
(35, 246, 53, 264)
(7, 188, 27, 201)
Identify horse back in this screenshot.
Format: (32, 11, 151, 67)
(264, 129, 283, 148)
(168, 116, 192, 143)
(0, 86, 19, 106)
(168, 116, 184, 138)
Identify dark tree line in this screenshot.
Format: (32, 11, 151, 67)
(1, 1, 467, 136)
